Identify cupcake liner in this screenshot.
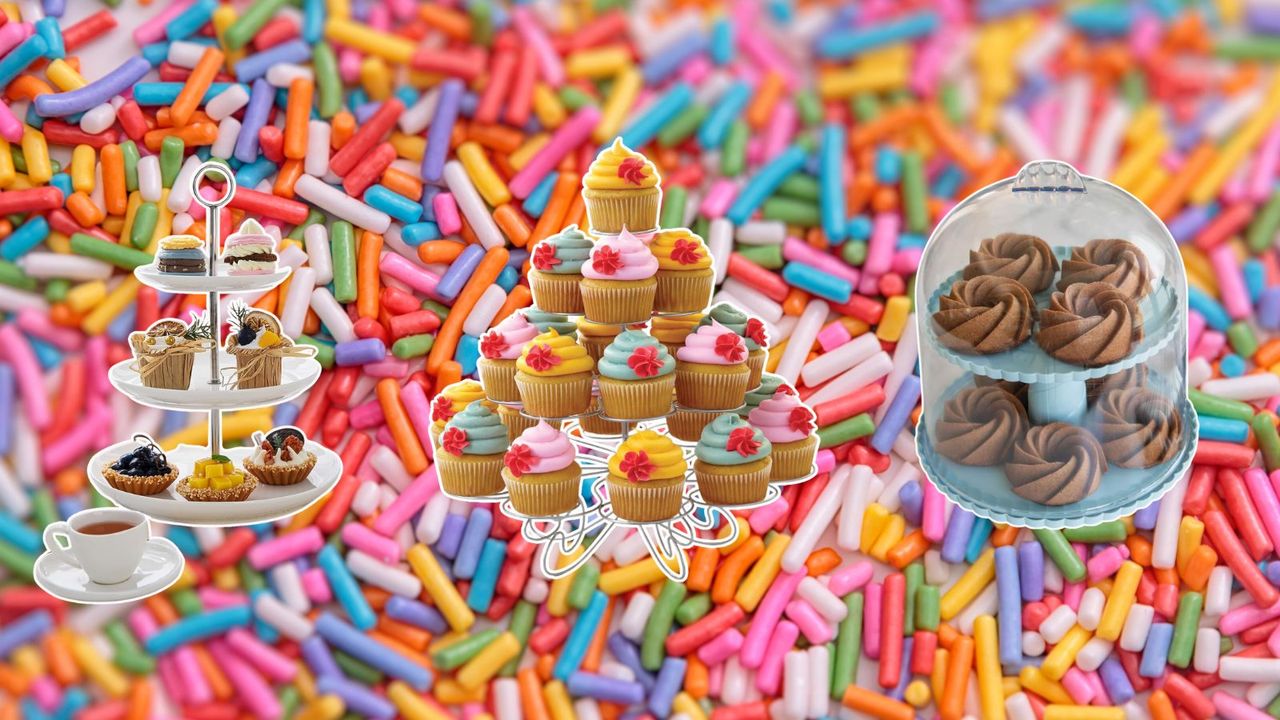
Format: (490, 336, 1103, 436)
(655, 268, 714, 314)
(675, 361, 751, 410)
(580, 335, 614, 366)
(515, 371, 594, 418)
(244, 454, 316, 486)
(138, 353, 194, 390)
(234, 349, 282, 389)
(770, 435, 819, 482)
(666, 409, 718, 443)
(103, 464, 179, 496)
(478, 358, 521, 402)
(746, 349, 766, 390)
(694, 458, 772, 506)
(583, 187, 660, 235)
(435, 452, 506, 498)
(528, 271, 585, 314)
(598, 374, 676, 420)
(581, 277, 657, 324)
(607, 474, 685, 522)
(579, 399, 622, 436)
(176, 475, 258, 502)
(504, 465, 582, 517)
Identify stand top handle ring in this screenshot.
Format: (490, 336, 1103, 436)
(190, 160, 237, 212)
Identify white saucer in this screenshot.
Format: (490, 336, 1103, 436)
(34, 537, 184, 604)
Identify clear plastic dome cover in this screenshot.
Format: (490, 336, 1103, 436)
(914, 160, 1197, 529)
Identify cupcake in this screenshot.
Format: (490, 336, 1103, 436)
(522, 308, 578, 338)
(177, 455, 257, 501)
(155, 234, 206, 274)
(675, 321, 750, 410)
(224, 304, 297, 389)
(221, 218, 278, 275)
(244, 427, 316, 486)
(667, 410, 720, 444)
(497, 404, 555, 443)
(606, 430, 687, 522)
(582, 138, 662, 234)
(577, 318, 625, 366)
(503, 422, 582, 516)
(514, 329, 595, 418)
(581, 230, 659, 324)
(528, 225, 592, 314)
(129, 316, 212, 390)
(740, 374, 794, 418)
(435, 401, 507, 498)
(478, 313, 539, 402)
(103, 435, 178, 496)
(651, 229, 714, 313)
(694, 414, 772, 505)
(651, 313, 703, 357)
(749, 393, 818, 482)
(700, 304, 769, 388)
(598, 330, 677, 420)
(579, 384, 623, 436)
(431, 380, 490, 445)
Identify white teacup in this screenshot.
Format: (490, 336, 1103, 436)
(43, 508, 150, 585)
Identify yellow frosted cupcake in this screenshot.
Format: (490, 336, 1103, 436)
(582, 138, 661, 234)
(514, 329, 595, 418)
(651, 313, 703, 358)
(577, 318, 625, 366)
(430, 380, 493, 446)
(607, 430, 687, 522)
(651, 229, 714, 313)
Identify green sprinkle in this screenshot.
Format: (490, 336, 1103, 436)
(1189, 388, 1255, 422)
(70, 233, 153, 269)
(131, 203, 159, 250)
(674, 593, 712, 625)
(735, 244, 784, 269)
(1033, 528, 1086, 583)
(660, 186, 688, 229)
(160, 136, 184, 188)
(432, 628, 501, 671)
(830, 591, 863, 699)
(1062, 522, 1128, 544)
(392, 334, 434, 359)
(642, 579, 686, 671)
(818, 413, 874, 449)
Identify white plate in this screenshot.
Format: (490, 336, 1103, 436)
(134, 264, 291, 295)
(109, 353, 321, 411)
(34, 537, 184, 604)
(87, 441, 343, 526)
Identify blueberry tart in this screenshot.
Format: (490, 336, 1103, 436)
(104, 435, 179, 495)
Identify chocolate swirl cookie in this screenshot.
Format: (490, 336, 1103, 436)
(1093, 387, 1182, 468)
(934, 386, 1029, 465)
(1086, 366, 1148, 404)
(975, 376, 1029, 407)
(1036, 282, 1143, 366)
(933, 275, 1035, 355)
(1057, 239, 1152, 299)
(1006, 423, 1105, 506)
(963, 233, 1058, 293)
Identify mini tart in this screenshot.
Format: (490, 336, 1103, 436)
(963, 233, 1058, 293)
(694, 457, 771, 506)
(103, 463, 179, 496)
(1036, 282, 1143, 367)
(244, 453, 316, 486)
(1057, 238, 1152, 298)
(934, 386, 1029, 466)
(176, 474, 257, 502)
(1093, 387, 1182, 468)
(1006, 423, 1105, 506)
(932, 275, 1035, 355)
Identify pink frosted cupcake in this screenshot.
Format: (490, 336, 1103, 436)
(675, 321, 750, 410)
(478, 313, 539, 402)
(221, 218, 278, 275)
(749, 393, 818, 482)
(580, 229, 659, 324)
(502, 421, 582, 517)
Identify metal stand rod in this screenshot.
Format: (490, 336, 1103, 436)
(193, 160, 236, 456)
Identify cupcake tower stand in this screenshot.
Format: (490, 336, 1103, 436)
(86, 161, 343, 526)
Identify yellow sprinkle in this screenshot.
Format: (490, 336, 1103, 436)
(734, 533, 789, 612)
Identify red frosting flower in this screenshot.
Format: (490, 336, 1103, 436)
(726, 427, 762, 457)
(524, 343, 562, 372)
(627, 345, 664, 378)
(745, 318, 768, 347)
(504, 443, 534, 477)
(431, 395, 455, 423)
(670, 238, 703, 266)
(714, 333, 746, 363)
(618, 450, 655, 483)
(440, 426, 469, 456)
(532, 242, 560, 271)
(788, 406, 815, 434)
(617, 157, 647, 185)
(776, 383, 796, 396)
(591, 245, 622, 276)
(480, 331, 509, 359)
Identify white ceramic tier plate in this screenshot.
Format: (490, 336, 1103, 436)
(109, 353, 321, 411)
(134, 264, 291, 294)
(87, 441, 343, 526)
(34, 537, 184, 604)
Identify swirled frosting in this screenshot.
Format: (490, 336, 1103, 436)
(1036, 282, 1143, 366)
(521, 308, 577, 337)
(504, 421, 576, 476)
(516, 329, 594, 377)
(1006, 423, 1105, 506)
(963, 233, 1058, 293)
(677, 320, 747, 365)
(599, 330, 675, 380)
(934, 386, 1028, 465)
(1093, 387, 1182, 468)
(584, 138, 660, 190)
(932, 275, 1034, 355)
(651, 229, 712, 271)
(531, 225, 593, 275)
(440, 401, 508, 456)
(740, 374, 793, 417)
(696, 413, 771, 465)
(748, 393, 814, 443)
(1057, 239, 1152, 298)
(608, 430, 685, 482)
(582, 229, 659, 281)
(480, 313, 539, 361)
(700, 303, 767, 351)
(652, 313, 703, 345)
(431, 380, 488, 428)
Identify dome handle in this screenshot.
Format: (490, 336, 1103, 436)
(1012, 160, 1086, 194)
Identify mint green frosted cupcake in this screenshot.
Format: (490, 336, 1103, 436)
(435, 401, 507, 497)
(694, 413, 772, 505)
(521, 308, 578, 339)
(739, 374, 793, 418)
(598, 330, 676, 420)
(529, 225, 593, 313)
